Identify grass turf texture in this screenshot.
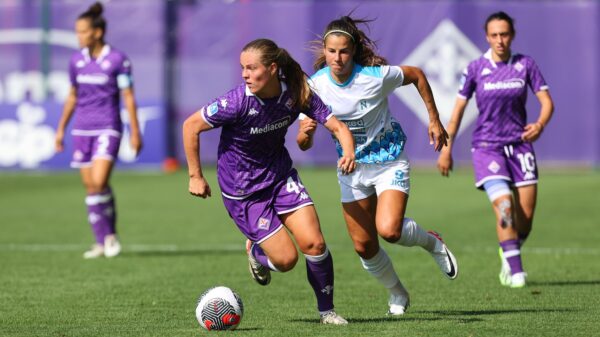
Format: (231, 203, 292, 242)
(1, 168, 599, 337)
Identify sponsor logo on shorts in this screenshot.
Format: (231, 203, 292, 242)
(391, 170, 409, 189)
(258, 217, 271, 230)
(299, 192, 309, 200)
(488, 160, 500, 173)
(524, 171, 535, 180)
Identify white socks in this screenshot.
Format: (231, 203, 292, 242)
(360, 248, 407, 296)
(395, 217, 436, 252)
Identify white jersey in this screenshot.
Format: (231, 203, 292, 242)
(309, 64, 407, 164)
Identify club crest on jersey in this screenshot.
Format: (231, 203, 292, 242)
(100, 60, 111, 70)
(514, 62, 524, 72)
(207, 102, 219, 116)
(257, 217, 271, 230)
(285, 98, 293, 110)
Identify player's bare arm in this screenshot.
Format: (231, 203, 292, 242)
(182, 111, 213, 198)
(522, 90, 554, 142)
(400, 65, 449, 151)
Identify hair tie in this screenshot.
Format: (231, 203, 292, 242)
(323, 29, 355, 42)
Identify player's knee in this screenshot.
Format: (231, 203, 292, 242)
(300, 239, 326, 256)
(353, 239, 378, 259)
(379, 219, 403, 243)
(272, 252, 298, 272)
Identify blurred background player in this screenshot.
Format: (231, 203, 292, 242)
(437, 11, 554, 288)
(297, 15, 458, 316)
(55, 2, 143, 259)
(182, 38, 355, 325)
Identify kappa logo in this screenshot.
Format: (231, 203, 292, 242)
(220, 99, 228, 108)
(394, 19, 481, 136)
(248, 108, 259, 116)
(100, 60, 111, 70)
(257, 217, 271, 230)
(481, 68, 492, 76)
(76, 60, 86, 68)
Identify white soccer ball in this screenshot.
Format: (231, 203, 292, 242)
(196, 286, 244, 331)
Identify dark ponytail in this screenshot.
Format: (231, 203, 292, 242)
(242, 39, 311, 111)
(312, 15, 387, 70)
(78, 1, 107, 38)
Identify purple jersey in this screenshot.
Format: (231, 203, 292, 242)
(458, 49, 548, 147)
(69, 45, 133, 133)
(200, 83, 333, 198)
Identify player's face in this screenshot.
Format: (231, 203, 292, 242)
(485, 19, 514, 60)
(75, 19, 102, 49)
(323, 34, 355, 83)
(240, 50, 278, 97)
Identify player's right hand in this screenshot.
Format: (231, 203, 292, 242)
(54, 130, 65, 153)
(437, 152, 453, 177)
(299, 118, 317, 137)
(189, 176, 211, 198)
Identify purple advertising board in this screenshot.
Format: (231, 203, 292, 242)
(1, 0, 598, 170)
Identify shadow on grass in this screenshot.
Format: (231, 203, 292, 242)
(527, 280, 600, 287)
(418, 308, 577, 316)
(122, 249, 243, 258)
(291, 316, 483, 324)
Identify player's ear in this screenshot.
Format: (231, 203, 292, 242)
(269, 63, 278, 77)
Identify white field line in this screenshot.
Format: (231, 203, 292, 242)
(0, 244, 599, 255)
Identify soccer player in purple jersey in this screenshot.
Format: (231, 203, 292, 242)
(437, 12, 554, 288)
(182, 39, 356, 325)
(297, 16, 458, 316)
(55, 2, 143, 259)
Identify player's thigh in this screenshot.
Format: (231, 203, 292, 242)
(90, 159, 115, 190)
(342, 194, 379, 257)
(375, 189, 408, 239)
(79, 166, 94, 190)
(280, 205, 325, 256)
(259, 227, 298, 269)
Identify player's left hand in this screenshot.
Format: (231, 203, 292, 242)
(338, 154, 356, 175)
(521, 122, 544, 142)
(428, 118, 449, 152)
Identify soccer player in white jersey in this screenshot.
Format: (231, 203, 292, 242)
(55, 2, 143, 259)
(297, 16, 458, 316)
(437, 12, 554, 288)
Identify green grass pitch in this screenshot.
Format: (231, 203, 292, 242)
(1, 167, 599, 336)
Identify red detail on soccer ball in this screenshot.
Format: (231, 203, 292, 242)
(222, 313, 241, 325)
(204, 320, 214, 331)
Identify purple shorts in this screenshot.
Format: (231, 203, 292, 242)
(472, 142, 538, 189)
(71, 131, 121, 168)
(221, 168, 314, 244)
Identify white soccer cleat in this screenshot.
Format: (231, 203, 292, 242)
(104, 235, 121, 258)
(509, 272, 527, 288)
(428, 231, 458, 280)
(320, 310, 348, 325)
(388, 293, 410, 316)
(498, 247, 512, 286)
(245, 240, 271, 286)
(83, 244, 104, 259)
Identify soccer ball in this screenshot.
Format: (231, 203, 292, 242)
(196, 286, 244, 331)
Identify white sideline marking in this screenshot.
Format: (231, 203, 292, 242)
(0, 244, 599, 255)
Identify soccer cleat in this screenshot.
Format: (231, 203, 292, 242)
(320, 310, 348, 325)
(245, 240, 271, 286)
(509, 272, 527, 288)
(428, 231, 458, 280)
(498, 247, 512, 286)
(83, 244, 104, 259)
(104, 235, 121, 258)
(388, 293, 410, 316)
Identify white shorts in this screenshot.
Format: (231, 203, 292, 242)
(338, 151, 411, 203)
